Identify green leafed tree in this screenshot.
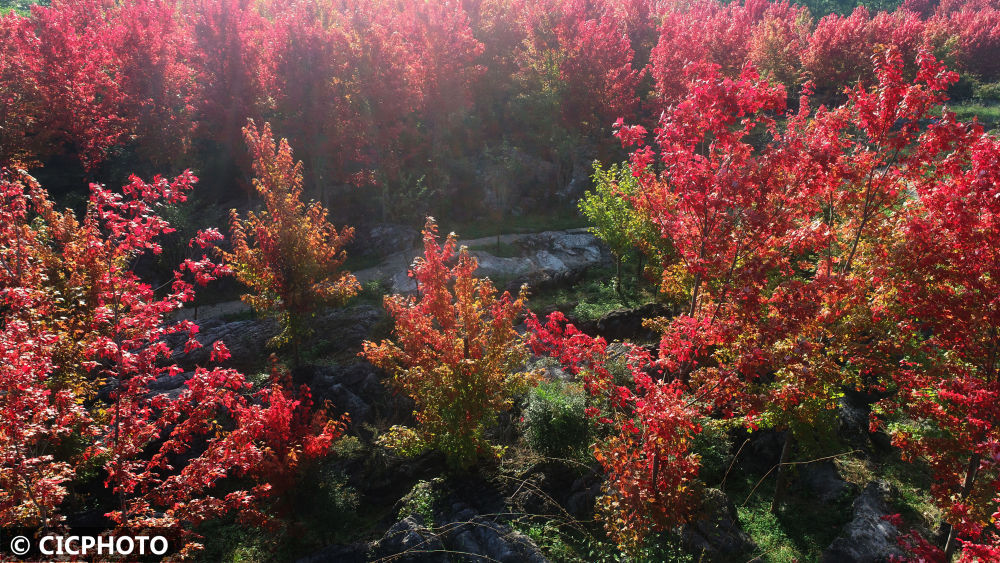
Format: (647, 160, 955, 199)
(579, 160, 670, 302)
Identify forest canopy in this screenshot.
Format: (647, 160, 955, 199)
(2, 0, 1000, 561)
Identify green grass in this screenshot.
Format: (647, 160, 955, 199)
(443, 210, 587, 240)
(724, 451, 936, 562)
(510, 520, 696, 563)
(725, 470, 853, 562)
(1, 0, 46, 16)
(949, 101, 1000, 132)
(343, 252, 388, 272)
(469, 240, 521, 258)
(355, 279, 391, 306)
(878, 453, 940, 533)
(528, 266, 659, 323)
(518, 521, 584, 562)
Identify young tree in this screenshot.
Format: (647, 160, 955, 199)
(268, 0, 364, 192)
(362, 218, 538, 469)
(748, 1, 812, 95)
(0, 166, 347, 554)
(610, 47, 962, 514)
(188, 0, 273, 193)
(924, 5, 1000, 82)
(392, 0, 484, 154)
(107, 0, 198, 168)
(334, 0, 434, 212)
(554, 9, 642, 133)
(526, 312, 702, 554)
(223, 120, 360, 364)
(649, 0, 763, 107)
(1, 0, 129, 170)
(803, 7, 927, 102)
(873, 125, 1000, 561)
(579, 160, 668, 301)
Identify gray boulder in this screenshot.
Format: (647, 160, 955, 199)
(354, 224, 421, 259)
(148, 370, 194, 392)
(469, 231, 611, 291)
(308, 480, 550, 563)
(796, 461, 857, 504)
(505, 231, 610, 291)
(839, 394, 870, 440)
(680, 488, 756, 562)
(295, 361, 403, 428)
(822, 481, 902, 563)
(437, 503, 548, 563)
(169, 304, 382, 371)
(522, 355, 572, 383)
(355, 230, 612, 295)
(565, 471, 603, 520)
(737, 430, 788, 474)
(470, 253, 535, 284)
(168, 317, 280, 371)
(374, 515, 448, 563)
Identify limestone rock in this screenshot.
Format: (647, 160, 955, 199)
(373, 515, 448, 563)
(822, 481, 902, 563)
(680, 488, 756, 562)
(355, 229, 612, 295)
(796, 461, 857, 504)
(168, 304, 382, 371)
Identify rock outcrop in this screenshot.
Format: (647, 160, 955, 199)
(303, 481, 549, 563)
(168, 304, 382, 371)
(355, 229, 611, 295)
(822, 481, 902, 563)
(795, 461, 857, 504)
(292, 361, 408, 429)
(680, 488, 757, 562)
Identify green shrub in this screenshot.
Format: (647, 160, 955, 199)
(691, 419, 734, 486)
(579, 161, 673, 301)
(948, 74, 976, 101)
(522, 381, 589, 458)
(571, 279, 625, 321)
(398, 479, 443, 525)
(582, 531, 695, 563)
(292, 463, 361, 544)
(973, 80, 1000, 102)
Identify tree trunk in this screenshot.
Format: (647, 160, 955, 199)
(943, 453, 981, 560)
(689, 273, 702, 316)
(771, 432, 794, 514)
(651, 451, 661, 504)
(615, 255, 626, 304)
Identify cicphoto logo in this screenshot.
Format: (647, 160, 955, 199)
(3, 531, 170, 559)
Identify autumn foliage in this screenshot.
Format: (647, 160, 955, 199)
(4, 0, 1000, 560)
(527, 312, 701, 553)
(224, 120, 360, 357)
(523, 44, 1000, 557)
(0, 166, 345, 554)
(3, 0, 1000, 215)
(872, 124, 1000, 561)
(362, 218, 537, 469)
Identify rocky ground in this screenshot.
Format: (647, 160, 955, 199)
(165, 229, 915, 562)
(174, 228, 613, 322)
